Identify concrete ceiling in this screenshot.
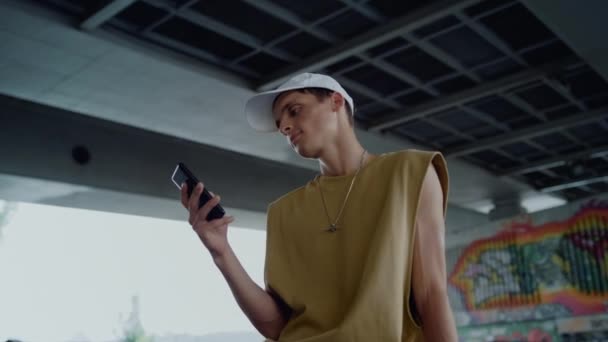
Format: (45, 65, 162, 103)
(1, 0, 607, 236)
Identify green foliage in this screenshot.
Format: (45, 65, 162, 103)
(0, 201, 18, 241)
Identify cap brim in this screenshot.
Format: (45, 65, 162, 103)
(245, 84, 314, 132)
(245, 91, 280, 132)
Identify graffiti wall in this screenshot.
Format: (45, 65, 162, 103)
(457, 319, 559, 342)
(457, 314, 608, 342)
(448, 199, 608, 333)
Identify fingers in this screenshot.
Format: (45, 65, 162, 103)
(183, 182, 231, 230)
(192, 215, 235, 234)
(187, 182, 203, 213)
(181, 183, 213, 208)
(187, 182, 204, 225)
(215, 215, 235, 228)
(195, 193, 221, 224)
(180, 183, 189, 208)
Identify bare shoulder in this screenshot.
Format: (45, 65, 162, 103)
(417, 164, 445, 232)
(422, 163, 443, 199)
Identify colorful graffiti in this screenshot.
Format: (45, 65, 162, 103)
(457, 319, 559, 342)
(449, 200, 608, 315)
(557, 314, 608, 341)
(457, 314, 608, 341)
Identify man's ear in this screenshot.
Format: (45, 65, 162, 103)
(330, 92, 345, 112)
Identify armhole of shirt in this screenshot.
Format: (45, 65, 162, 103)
(409, 288, 422, 327)
(406, 151, 449, 329)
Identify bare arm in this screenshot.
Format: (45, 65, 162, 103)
(412, 165, 458, 342)
(214, 246, 289, 339)
(181, 183, 289, 339)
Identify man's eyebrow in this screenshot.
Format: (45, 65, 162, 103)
(274, 100, 294, 120)
(278, 100, 294, 114)
(274, 100, 290, 128)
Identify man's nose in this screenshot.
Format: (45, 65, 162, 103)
(279, 120, 292, 136)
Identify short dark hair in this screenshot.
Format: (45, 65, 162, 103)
(274, 87, 354, 126)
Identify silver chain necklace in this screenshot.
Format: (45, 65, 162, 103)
(316, 150, 367, 233)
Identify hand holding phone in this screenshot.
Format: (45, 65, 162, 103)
(171, 162, 225, 221)
(172, 163, 234, 258)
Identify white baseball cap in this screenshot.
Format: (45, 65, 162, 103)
(245, 72, 354, 132)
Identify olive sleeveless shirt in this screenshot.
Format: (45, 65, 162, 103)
(264, 150, 449, 341)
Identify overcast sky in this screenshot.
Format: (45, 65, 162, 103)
(0, 201, 265, 341)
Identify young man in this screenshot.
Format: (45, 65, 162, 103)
(181, 73, 457, 341)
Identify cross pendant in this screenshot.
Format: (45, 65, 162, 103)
(326, 224, 338, 232)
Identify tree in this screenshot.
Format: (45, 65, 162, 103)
(119, 295, 154, 342)
(0, 200, 18, 243)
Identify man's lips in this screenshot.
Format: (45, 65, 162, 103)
(290, 133, 302, 145)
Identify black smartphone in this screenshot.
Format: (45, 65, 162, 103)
(171, 162, 225, 221)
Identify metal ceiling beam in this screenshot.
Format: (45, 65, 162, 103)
(243, 0, 327, 38)
(80, 0, 136, 30)
(178, 9, 286, 57)
(459, 10, 593, 153)
(544, 78, 588, 111)
(540, 176, 608, 193)
(338, 0, 384, 22)
(341, 1, 525, 138)
(445, 106, 608, 157)
(258, 0, 519, 128)
(142, 0, 198, 34)
(403, 32, 482, 82)
(142, 0, 296, 62)
(107, 19, 260, 78)
(456, 9, 593, 153)
(502, 93, 547, 120)
(232, 1, 350, 65)
(540, 78, 593, 148)
(499, 144, 608, 176)
(502, 80, 592, 150)
(246, 0, 438, 96)
(454, 11, 528, 67)
(343, 0, 582, 143)
(334, 76, 401, 109)
(255, 0, 481, 91)
(96, 14, 258, 81)
(143, 32, 260, 78)
(368, 59, 571, 132)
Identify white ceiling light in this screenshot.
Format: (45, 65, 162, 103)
(520, 193, 567, 213)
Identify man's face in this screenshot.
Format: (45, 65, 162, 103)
(272, 90, 339, 158)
